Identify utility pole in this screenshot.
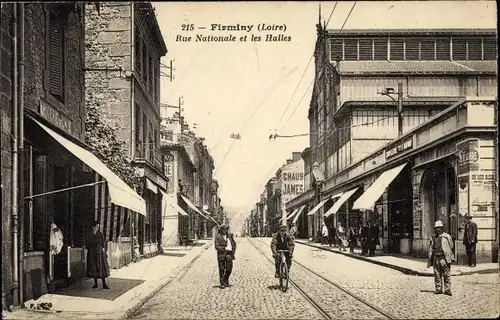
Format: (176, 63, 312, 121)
(162, 59, 175, 82)
(397, 82, 403, 137)
(378, 82, 404, 137)
(179, 95, 184, 133)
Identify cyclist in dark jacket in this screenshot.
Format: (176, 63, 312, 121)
(271, 224, 295, 278)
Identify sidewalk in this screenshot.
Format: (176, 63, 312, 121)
(3, 240, 213, 320)
(296, 239, 499, 277)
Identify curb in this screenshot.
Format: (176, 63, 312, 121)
(296, 241, 499, 277)
(118, 240, 213, 320)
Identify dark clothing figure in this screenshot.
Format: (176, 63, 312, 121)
(359, 225, 369, 256)
(86, 230, 110, 289)
(328, 226, 336, 247)
(214, 230, 236, 287)
(368, 225, 380, 256)
(271, 231, 295, 276)
(463, 218, 478, 267)
(348, 227, 358, 253)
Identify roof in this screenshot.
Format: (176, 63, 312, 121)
(326, 28, 497, 36)
(338, 60, 497, 76)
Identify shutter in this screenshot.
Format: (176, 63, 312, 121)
(390, 38, 404, 60)
(452, 37, 467, 60)
(330, 38, 343, 61)
(420, 38, 435, 60)
(483, 37, 497, 60)
(373, 37, 388, 60)
(436, 37, 451, 60)
(49, 16, 64, 98)
(344, 38, 358, 60)
(466, 38, 482, 60)
(405, 37, 420, 60)
(358, 38, 373, 60)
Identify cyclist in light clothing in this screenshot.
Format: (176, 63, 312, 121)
(271, 225, 295, 278)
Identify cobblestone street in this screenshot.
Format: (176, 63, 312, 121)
(132, 238, 324, 319)
(132, 238, 499, 320)
(255, 238, 499, 319)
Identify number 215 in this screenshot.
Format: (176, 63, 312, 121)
(182, 24, 194, 31)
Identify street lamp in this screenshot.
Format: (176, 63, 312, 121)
(377, 82, 404, 137)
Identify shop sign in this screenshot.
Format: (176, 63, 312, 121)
(457, 175, 469, 217)
(469, 173, 494, 217)
(456, 139, 480, 175)
(386, 138, 413, 158)
(39, 99, 73, 134)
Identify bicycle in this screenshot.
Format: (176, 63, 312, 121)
(276, 249, 290, 292)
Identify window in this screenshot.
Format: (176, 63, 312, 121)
(405, 38, 419, 60)
(142, 112, 147, 158)
(135, 38, 141, 73)
(48, 11, 65, 101)
(358, 38, 373, 60)
(452, 37, 467, 60)
(142, 44, 148, 84)
(135, 105, 142, 157)
(420, 38, 435, 60)
(373, 38, 388, 60)
(466, 38, 482, 60)
(483, 37, 497, 60)
(390, 38, 404, 60)
(331, 38, 343, 61)
(436, 38, 451, 60)
(148, 122, 154, 162)
(344, 39, 358, 60)
(148, 53, 154, 95)
(165, 130, 173, 141)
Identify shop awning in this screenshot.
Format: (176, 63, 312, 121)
(160, 190, 188, 216)
(33, 119, 146, 216)
(291, 205, 306, 224)
(279, 208, 299, 223)
(145, 178, 158, 194)
(202, 208, 219, 224)
(180, 195, 210, 220)
(324, 187, 359, 217)
(352, 163, 408, 211)
(306, 198, 329, 216)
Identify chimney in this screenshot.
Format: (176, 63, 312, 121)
(286, 159, 293, 165)
(292, 152, 301, 161)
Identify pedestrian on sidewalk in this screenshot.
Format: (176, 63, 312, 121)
(427, 220, 454, 296)
(348, 226, 358, 253)
(321, 222, 329, 245)
(214, 225, 236, 288)
(86, 221, 110, 290)
(359, 222, 369, 256)
(290, 223, 297, 238)
(328, 224, 336, 247)
(368, 222, 380, 256)
(463, 213, 478, 267)
(337, 223, 347, 251)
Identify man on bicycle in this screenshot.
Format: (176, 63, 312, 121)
(271, 224, 295, 278)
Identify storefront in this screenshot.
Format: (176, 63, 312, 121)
(287, 98, 498, 263)
(22, 114, 146, 300)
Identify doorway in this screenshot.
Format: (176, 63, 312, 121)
(421, 161, 457, 242)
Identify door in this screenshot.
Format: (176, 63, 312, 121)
(53, 165, 70, 280)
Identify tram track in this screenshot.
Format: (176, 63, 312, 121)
(249, 238, 396, 320)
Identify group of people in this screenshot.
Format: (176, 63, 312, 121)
(320, 221, 380, 256)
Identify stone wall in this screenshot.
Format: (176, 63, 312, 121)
(84, 2, 133, 151)
(24, 4, 85, 139)
(1, 3, 14, 307)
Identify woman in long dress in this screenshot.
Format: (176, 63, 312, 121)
(86, 221, 110, 289)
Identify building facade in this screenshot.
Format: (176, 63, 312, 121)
(84, 2, 168, 265)
(286, 24, 498, 263)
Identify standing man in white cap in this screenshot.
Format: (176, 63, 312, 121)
(427, 220, 454, 296)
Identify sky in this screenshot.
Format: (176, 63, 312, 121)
(153, 1, 497, 232)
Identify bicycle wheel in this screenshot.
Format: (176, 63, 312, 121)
(280, 262, 288, 292)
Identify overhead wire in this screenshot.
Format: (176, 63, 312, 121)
(273, 2, 338, 131)
(277, 1, 358, 132)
